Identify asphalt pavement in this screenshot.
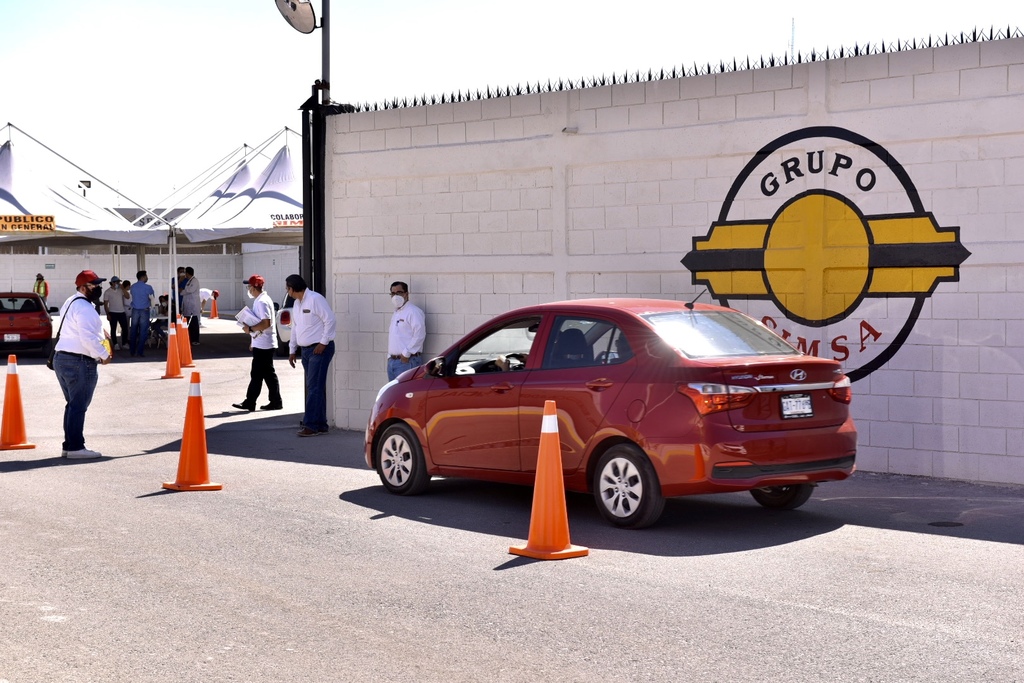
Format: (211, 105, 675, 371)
(1, 318, 1023, 682)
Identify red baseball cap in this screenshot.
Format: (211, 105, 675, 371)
(242, 275, 265, 288)
(75, 270, 106, 287)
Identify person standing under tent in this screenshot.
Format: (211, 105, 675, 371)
(53, 270, 112, 459)
(286, 274, 336, 437)
(231, 275, 283, 413)
(101, 276, 129, 351)
(181, 266, 201, 345)
(128, 271, 155, 357)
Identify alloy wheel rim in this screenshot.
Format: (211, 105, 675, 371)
(598, 456, 643, 518)
(381, 434, 413, 486)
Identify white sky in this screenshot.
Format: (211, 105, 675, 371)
(1, 0, 1017, 207)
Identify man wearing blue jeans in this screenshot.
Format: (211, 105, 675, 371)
(285, 274, 337, 437)
(128, 270, 155, 357)
(387, 280, 426, 381)
(53, 270, 113, 459)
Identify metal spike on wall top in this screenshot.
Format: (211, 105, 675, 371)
(346, 25, 1022, 112)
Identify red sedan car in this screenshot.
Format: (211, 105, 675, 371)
(365, 299, 856, 528)
(0, 292, 53, 357)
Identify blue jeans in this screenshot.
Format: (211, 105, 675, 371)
(54, 352, 99, 452)
(300, 341, 334, 432)
(129, 308, 150, 356)
(387, 353, 422, 381)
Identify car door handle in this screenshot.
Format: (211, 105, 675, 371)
(490, 382, 514, 393)
(586, 379, 614, 391)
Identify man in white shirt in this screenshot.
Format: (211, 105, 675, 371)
(232, 275, 283, 413)
(53, 270, 112, 459)
(101, 276, 129, 350)
(285, 273, 336, 437)
(387, 280, 426, 381)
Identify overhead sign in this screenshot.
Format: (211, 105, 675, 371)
(682, 126, 970, 381)
(0, 214, 56, 232)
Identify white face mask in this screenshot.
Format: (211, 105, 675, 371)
(246, 287, 256, 300)
(391, 295, 405, 309)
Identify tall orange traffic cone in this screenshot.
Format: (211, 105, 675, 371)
(0, 355, 35, 450)
(163, 372, 222, 491)
(175, 321, 195, 367)
(209, 297, 219, 320)
(509, 400, 588, 560)
(161, 325, 183, 379)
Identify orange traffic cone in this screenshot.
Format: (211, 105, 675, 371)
(161, 325, 183, 379)
(175, 321, 195, 367)
(0, 355, 35, 450)
(509, 400, 588, 560)
(209, 297, 219, 320)
(162, 372, 222, 491)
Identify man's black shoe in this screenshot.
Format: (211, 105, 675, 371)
(232, 403, 255, 412)
(260, 403, 283, 411)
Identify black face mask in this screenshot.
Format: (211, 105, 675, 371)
(86, 286, 103, 304)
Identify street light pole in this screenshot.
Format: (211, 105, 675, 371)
(277, 0, 350, 295)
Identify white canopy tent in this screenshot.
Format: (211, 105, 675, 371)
(0, 135, 168, 247)
(174, 130, 303, 246)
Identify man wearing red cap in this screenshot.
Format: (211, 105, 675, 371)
(232, 275, 283, 412)
(53, 270, 112, 459)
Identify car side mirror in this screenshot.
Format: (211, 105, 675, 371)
(425, 356, 444, 377)
(48, 306, 59, 314)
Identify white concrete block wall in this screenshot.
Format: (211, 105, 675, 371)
(327, 37, 1024, 486)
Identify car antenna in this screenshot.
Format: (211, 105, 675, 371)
(684, 289, 707, 309)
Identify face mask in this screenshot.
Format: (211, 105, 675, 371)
(391, 295, 405, 309)
(87, 286, 103, 303)
(246, 288, 256, 300)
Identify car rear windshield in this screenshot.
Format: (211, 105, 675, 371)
(0, 296, 41, 313)
(641, 310, 799, 359)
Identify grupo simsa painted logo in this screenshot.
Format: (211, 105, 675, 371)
(682, 126, 970, 381)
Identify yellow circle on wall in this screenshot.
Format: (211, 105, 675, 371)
(764, 191, 870, 323)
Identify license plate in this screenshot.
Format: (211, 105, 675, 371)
(781, 393, 813, 419)
(3, 333, 20, 342)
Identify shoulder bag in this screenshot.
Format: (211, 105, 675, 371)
(47, 296, 88, 371)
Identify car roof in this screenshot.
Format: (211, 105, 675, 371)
(0, 292, 42, 298)
(512, 298, 735, 316)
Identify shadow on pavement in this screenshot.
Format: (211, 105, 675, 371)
(339, 471, 1024, 556)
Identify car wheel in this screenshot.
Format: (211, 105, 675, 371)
(592, 444, 665, 528)
(749, 484, 815, 510)
(375, 422, 430, 495)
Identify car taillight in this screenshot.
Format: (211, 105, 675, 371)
(37, 312, 51, 328)
(679, 382, 756, 415)
(280, 311, 291, 326)
(829, 376, 852, 404)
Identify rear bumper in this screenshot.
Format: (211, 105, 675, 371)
(642, 419, 857, 497)
(711, 454, 855, 480)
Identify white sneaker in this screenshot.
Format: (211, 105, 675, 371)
(64, 448, 102, 460)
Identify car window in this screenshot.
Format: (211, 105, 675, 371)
(1, 296, 40, 313)
(542, 317, 632, 369)
(453, 316, 541, 374)
(642, 310, 799, 358)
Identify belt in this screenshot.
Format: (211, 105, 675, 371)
(57, 351, 96, 362)
(389, 353, 421, 360)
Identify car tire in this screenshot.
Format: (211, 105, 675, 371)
(592, 444, 665, 529)
(375, 422, 430, 495)
(39, 339, 53, 358)
(276, 339, 289, 357)
(749, 484, 815, 510)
